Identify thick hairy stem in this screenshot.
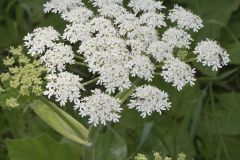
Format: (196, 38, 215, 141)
(83, 126, 102, 160)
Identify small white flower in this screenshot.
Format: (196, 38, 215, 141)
(74, 89, 122, 126)
(24, 27, 60, 55)
(97, 65, 132, 93)
(168, 5, 203, 32)
(44, 72, 84, 106)
(147, 41, 173, 62)
(139, 12, 166, 28)
(79, 37, 128, 58)
(43, 0, 83, 13)
(79, 37, 132, 93)
(128, 55, 155, 81)
(126, 40, 147, 55)
(194, 39, 230, 71)
(61, 7, 93, 23)
(128, 85, 171, 118)
(115, 13, 141, 36)
(91, 0, 123, 7)
(40, 43, 75, 73)
(88, 17, 118, 38)
(161, 58, 196, 91)
(63, 23, 91, 43)
(128, 26, 158, 45)
(99, 4, 127, 18)
(128, 0, 165, 13)
(162, 27, 192, 49)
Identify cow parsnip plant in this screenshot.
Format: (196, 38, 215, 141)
(0, 0, 231, 159)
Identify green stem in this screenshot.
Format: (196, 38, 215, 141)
(83, 126, 94, 160)
(119, 87, 135, 105)
(75, 55, 86, 60)
(82, 77, 99, 86)
(185, 57, 197, 63)
(83, 125, 102, 160)
(75, 62, 88, 67)
(115, 78, 142, 105)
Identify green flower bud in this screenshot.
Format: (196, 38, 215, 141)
(32, 85, 43, 96)
(0, 73, 10, 81)
(154, 152, 163, 160)
(134, 154, 148, 160)
(177, 153, 186, 160)
(6, 97, 19, 108)
(19, 55, 30, 64)
(10, 80, 20, 88)
(9, 46, 23, 56)
(3, 56, 15, 66)
(20, 85, 30, 96)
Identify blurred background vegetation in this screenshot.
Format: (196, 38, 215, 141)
(0, 0, 240, 160)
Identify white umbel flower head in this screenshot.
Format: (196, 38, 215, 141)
(128, 85, 171, 118)
(40, 43, 75, 73)
(162, 27, 192, 49)
(24, 27, 60, 55)
(126, 40, 147, 55)
(168, 5, 203, 32)
(61, 7, 93, 23)
(79, 37, 132, 93)
(161, 58, 196, 91)
(115, 13, 141, 36)
(43, 0, 83, 13)
(88, 17, 118, 38)
(44, 72, 84, 106)
(128, 26, 158, 45)
(63, 23, 91, 43)
(99, 4, 127, 18)
(128, 55, 155, 81)
(139, 12, 166, 28)
(128, 0, 165, 13)
(74, 89, 122, 126)
(193, 39, 230, 71)
(97, 65, 132, 93)
(147, 41, 173, 62)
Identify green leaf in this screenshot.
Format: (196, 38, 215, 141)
(225, 42, 240, 64)
(6, 134, 80, 160)
(95, 127, 127, 160)
(213, 93, 240, 135)
(30, 98, 90, 146)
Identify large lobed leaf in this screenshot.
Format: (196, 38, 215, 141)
(6, 134, 80, 160)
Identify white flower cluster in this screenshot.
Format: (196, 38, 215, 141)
(194, 39, 230, 71)
(128, 0, 165, 13)
(168, 5, 203, 32)
(21, 0, 230, 125)
(40, 43, 75, 73)
(74, 89, 122, 126)
(128, 85, 171, 118)
(162, 27, 192, 49)
(61, 7, 93, 23)
(161, 58, 196, 91)
(44, 72, 84, 106)
(147, 41, 173, 62)
(24, 27, 60, 55)
(44, 0, 83, 13)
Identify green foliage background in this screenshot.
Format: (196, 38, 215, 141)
(0, 0, 240, 159)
